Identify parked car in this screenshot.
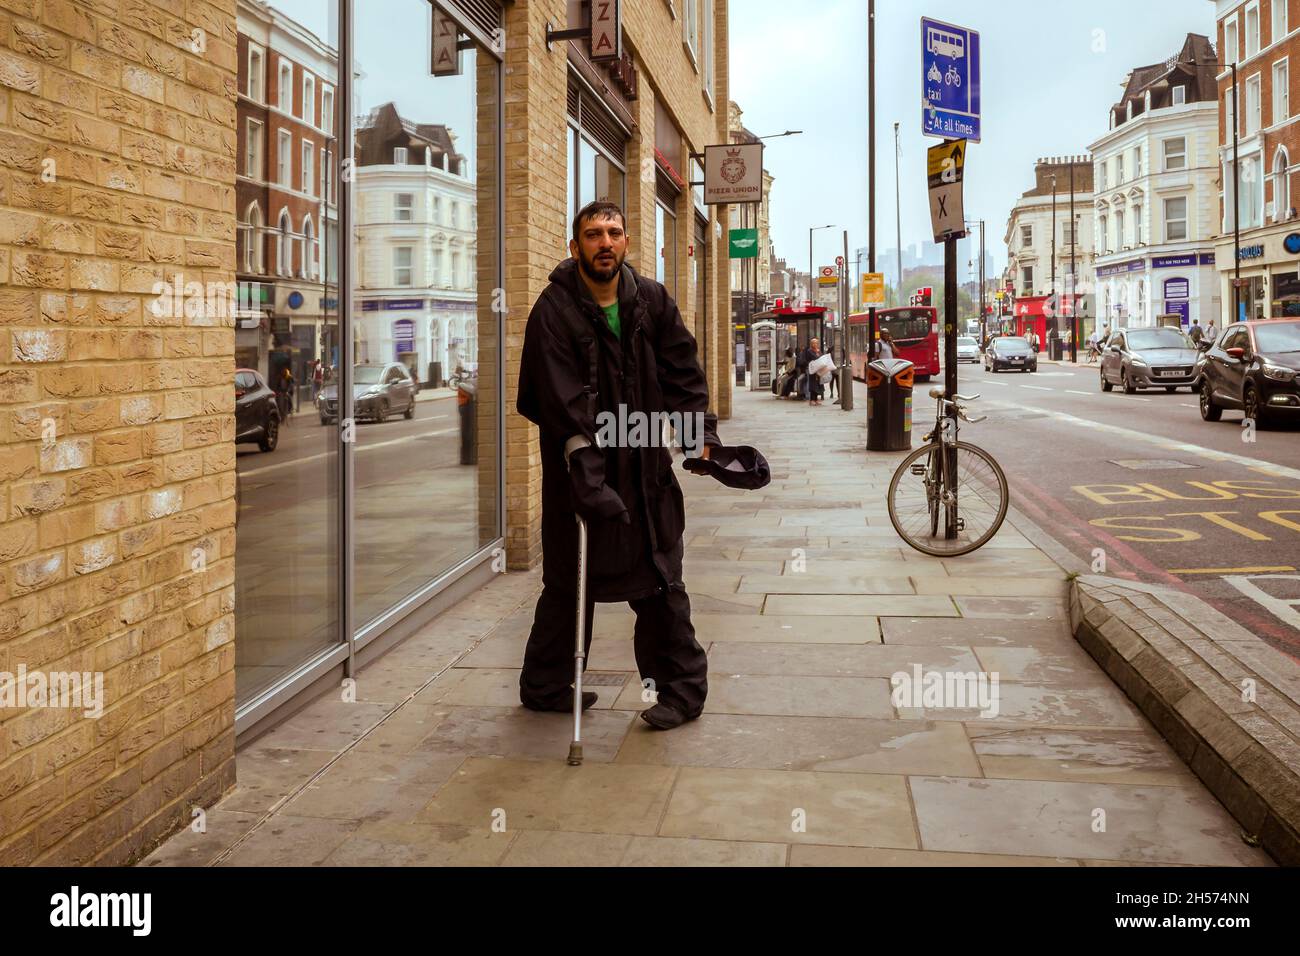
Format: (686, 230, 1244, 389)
(1099, 326, 1199, 394)
(234, 368, 280, 452)
(984, 335, 1037, 372)
(1197, 319, 1300, 426)
(316, 363, 417, 424)
(956, 336, 980, 363)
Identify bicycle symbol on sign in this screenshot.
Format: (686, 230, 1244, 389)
(945, 65, 962, 87)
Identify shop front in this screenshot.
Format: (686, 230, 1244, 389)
(1213, 222, 1300, 324)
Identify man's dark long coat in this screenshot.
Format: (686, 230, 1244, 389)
(516, 259, 719, 602)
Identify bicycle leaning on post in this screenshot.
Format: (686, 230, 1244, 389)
(886, 386, 1009, 556)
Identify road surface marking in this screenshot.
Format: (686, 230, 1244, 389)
(240, 427, 457, 478)
(1066, 390, 1093, 396)
(981, 380, 1009, 386)
(1019, 385, 1052, 391)
(1180, 403, 1197, 408)
(1170, 566, 1296, 574)
(981, 402, 1300, 481)
(1224, 573, 1300, 631)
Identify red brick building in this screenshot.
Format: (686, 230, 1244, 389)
(234, 0, 338, 391)
(1214, 0, 1300, 321)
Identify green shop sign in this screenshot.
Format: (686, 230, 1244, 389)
(729, 228, 758, 259)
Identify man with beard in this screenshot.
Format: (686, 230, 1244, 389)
(515, 200, 718, 730)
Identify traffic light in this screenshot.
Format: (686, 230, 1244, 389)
(914, 287, 933, 307)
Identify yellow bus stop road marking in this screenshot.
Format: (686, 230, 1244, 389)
(1168, 566, 1297, 574)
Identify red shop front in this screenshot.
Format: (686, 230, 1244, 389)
(1010, 294, 1079, 343)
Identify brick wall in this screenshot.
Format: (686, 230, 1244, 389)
(0, 0, 238, 865)
(502, 0, 731, 570)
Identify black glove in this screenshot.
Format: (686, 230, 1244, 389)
(568, 446, 630, 523)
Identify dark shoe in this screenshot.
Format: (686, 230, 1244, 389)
(639, 702, 698, 730)
(522, 690, 598, 713)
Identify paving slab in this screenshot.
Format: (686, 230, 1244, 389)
(658, 767, 917, 849)
(705, 642, 980, 678)
(910, 775, 1271, 866)
(616, 713, 981, 777)
(765, 594, 959, 617)
(613, 673, 895, 719)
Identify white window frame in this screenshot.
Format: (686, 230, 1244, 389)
(1163, 136, 1187, 171)
(302, 73, 315, 125)
(1275, 146, 1291, 220)
(1274, 57, 1289, 125)
(1276, 0, 1289, 42)
(393, 146, 408, 165)
(1020, 265, 1033, 295)
(247, 43, 264, 102)
(1164, 196, 1189, 241)
(1062, 220, 1076, 245)
(1098, 159, 1107, 190)
(1246, 2, 1260, 58)
(302, 216, 315, 279)
(1226, 14, 1240, 66)
(278, 60, 292, 112)
(1115, 207, 1126, 248)
(1020, 223, 1032, 248)
(1172, 85, 1186, 106)
(321, 86, 334, 134)
(703, 0, 714, 104)
(277, 130, 292, 186)
(243, 202, 262, 273)
(302, 141, 314, 196)
(1246, 73, 1262, 134)
(245, 118, 263, 178)
(277, 209, 292, 275)
(394, 246, 413, 287)
(1098, 214, 1108, 254)
(394, 193, 414, 222)
(1116, 151, 1125, 183)
(683, 0, 699, 63)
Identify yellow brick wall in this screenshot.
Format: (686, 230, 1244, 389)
(503, 0, 731, 570)
(0, 0, 238, 865)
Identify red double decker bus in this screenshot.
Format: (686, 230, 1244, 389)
(846, 307, 941, 381)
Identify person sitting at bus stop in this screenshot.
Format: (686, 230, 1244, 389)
(792, 343, 810, 400)
(779, 348, 799, 398)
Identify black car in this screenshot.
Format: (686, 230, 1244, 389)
(316, 363, 417, 424)
(984, 335, 1038, 372)
(1197, 319, 1300, 426)
(235, 368, 280, 452)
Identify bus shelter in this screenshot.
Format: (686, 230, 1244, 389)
(748, 305, 830, 357)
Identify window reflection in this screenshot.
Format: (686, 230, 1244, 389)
(233, 0, 340, 702)
(351, 1, 501, 625)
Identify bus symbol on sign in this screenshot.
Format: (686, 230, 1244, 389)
(927, 25, 965, 60)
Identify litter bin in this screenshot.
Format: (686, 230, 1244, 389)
(865, 358, 914, 451)
(430, 361, 443, 388)
(1048, 336, 1063, 361)
(457, 379, 477, 465)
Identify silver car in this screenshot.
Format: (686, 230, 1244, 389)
(316, 363, 417, 424)
(956, 336, 979, 363)
(1099, 326, 1200, 394)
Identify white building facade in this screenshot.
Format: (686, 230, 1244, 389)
(355, 138, 477, 384)
(1091, 34, 1221, 331)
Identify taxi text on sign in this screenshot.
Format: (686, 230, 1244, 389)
(590, 0, 622, 61)
(704, 143, 764, 205)
(927, 139, 966, 243)
(861, 273, 886, 307)
(431, 5, 460, 76)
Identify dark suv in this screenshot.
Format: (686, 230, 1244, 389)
(234, 369, 280, 452)
(1197, 319, 1300, 426)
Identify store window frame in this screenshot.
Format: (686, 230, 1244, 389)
(235, 0, 508, 737)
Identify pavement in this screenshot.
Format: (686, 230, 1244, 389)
(144, 381, 1275, 867)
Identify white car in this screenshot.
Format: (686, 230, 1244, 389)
(956, 336, 980, 363)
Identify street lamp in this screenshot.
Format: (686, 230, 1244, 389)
(810, 223, 836, 347)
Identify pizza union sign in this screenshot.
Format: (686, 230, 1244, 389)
(703, 143, 764, 204)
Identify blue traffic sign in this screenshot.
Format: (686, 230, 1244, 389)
(921, 17, 980, 143)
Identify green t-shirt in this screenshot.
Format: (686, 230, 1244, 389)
(601, 301, 621, 339)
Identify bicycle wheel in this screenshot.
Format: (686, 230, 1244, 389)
(888, 440, 1009, 557)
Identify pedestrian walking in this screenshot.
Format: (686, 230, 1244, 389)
(876, 329, 896, 361)
(825, 343, 838, 401)
(516, 200, 765, 731)
(311, 360, 323, 401)
(804, 338, 831, 406)
(1189, 319, 1204, 347)
(276, 366, 295, 422)
(1203, 319, 1218, 345)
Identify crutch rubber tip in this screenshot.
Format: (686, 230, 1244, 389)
(566, 743, 583, 766)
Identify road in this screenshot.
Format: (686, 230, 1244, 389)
(938, 356, 1300, 659)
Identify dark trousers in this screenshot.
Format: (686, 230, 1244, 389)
(519, 584, 708, 717)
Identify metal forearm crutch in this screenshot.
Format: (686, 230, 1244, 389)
(567, 514, 588, 766)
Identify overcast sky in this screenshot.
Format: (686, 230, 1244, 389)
(731, 0, 1218, 276)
